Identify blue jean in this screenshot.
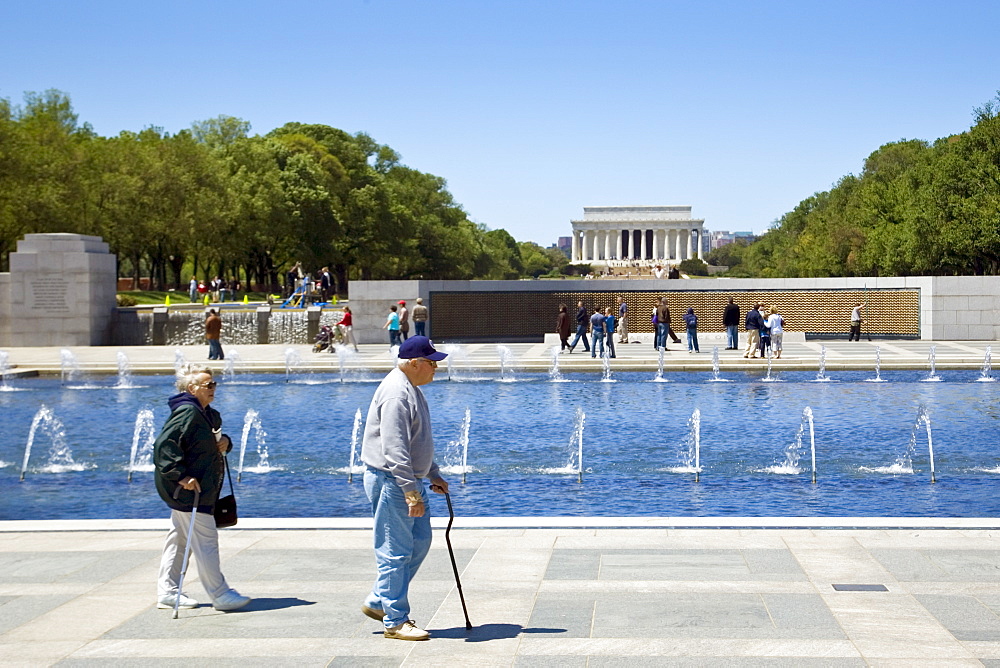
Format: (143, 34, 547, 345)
(605, 334, 616, 358)
(655, 323, 668, 349)
(207, 339, 224, 360)
(414, 321, 426, 337)
(726, 325, 738, 349)
(591, 331, 605, 357)
(363, 468, 432, 629)
(569, 324, 589, 351)
(388, 329, 401, 348)
(687, 327, 699, 352)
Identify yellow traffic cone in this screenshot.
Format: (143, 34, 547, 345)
(165, 294, 171, 307)
(243, 294, 249, 304)
(204, 294, 209, 306)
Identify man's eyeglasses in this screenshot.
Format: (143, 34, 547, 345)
(418, 358, 438, 368)
(196, 381, 218, 389)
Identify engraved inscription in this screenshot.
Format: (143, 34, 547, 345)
(29, 277, 71, 312)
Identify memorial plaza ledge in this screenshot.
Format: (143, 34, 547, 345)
(1, 338, 998, 377)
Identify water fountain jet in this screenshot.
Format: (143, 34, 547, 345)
(115, 351, 134, 389)
(347, 408, 362, 482)
(127, 408, 156, 482)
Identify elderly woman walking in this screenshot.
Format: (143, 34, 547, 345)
(154, 365, 250, 612)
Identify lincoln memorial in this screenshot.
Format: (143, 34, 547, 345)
(570, 205, 705, 264)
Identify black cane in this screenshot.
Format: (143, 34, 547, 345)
(444, 492, 472, 629)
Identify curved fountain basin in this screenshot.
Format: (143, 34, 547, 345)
(1, 370, 997, 519)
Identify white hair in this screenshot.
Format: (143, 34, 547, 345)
(175, 364, 213, 392)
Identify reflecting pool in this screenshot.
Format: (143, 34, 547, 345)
(1, 370, 998, 519)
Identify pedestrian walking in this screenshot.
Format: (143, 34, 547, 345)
(604, 307, 617, 358)
(205, 309, 224, 361)
(683, 307, 700, 353)
(384, 305, 401, 349)
(398, 301, 410, 341)
(590, 308, 606, 358)
(154, 365, 250, 613)
(723, 297, 740, 350)
(360, 336, 450, 641)
(617, 296, 629, 343)
(339, 306, 359, 352)
(412, 298, 428, 337)
(744, 304, 763, 358)
(557, 304, 571, 352)
(567, 301, 590, 353)
(848, 303, 863, 341)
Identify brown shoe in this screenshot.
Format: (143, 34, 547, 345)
(384, 620, 430, 641)
(361, 605, 386, 621)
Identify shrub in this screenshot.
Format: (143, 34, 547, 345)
(116, 293, 139, 307)
(679, 259, 709, 276)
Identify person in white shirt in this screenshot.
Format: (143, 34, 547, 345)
(766, 306, 785, 359)
(849, 303, 863, 341)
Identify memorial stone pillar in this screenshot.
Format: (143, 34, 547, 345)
(256, 306, 271, 344)
(571, 231, 580, 262)
(1, 233, 117, 346)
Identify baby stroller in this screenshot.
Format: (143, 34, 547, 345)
(313, 325, 336, 353)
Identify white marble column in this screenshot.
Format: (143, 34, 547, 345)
(674, 228, 682, 262)
(604, 230, 613, 261)
(572, 230, 580, 262)
(616, 229, 623, 261)
(695, 229, 704, 260)
(640, 229, 647, 260)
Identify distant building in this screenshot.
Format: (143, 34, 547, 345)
(710, 231, 755, 250)
(556, 236, 572, 257)
(569, 206, 706, 264)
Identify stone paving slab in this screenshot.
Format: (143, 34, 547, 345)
(2, 524, 1000, 665)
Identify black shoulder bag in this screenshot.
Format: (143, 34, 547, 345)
(214, 456, 238, 528)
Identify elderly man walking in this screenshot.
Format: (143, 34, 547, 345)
(360, 336, 450, 641)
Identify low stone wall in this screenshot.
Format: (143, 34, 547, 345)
(348, 276, 1000, 343)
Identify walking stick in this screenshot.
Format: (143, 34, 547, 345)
(444, 492, 472, 629)
(174, 488, 200, 619)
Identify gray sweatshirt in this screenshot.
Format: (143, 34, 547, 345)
(361, 367, 440, 494)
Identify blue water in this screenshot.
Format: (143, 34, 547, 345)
(1, 368, 998, 519)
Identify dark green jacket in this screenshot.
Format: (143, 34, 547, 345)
(154, 392, 231, 512)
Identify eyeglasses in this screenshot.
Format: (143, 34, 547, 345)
(195, 381, 218, 389)
(417, 358, 438, 368)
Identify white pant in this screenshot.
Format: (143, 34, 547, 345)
(341, 324, 358, 350)
(157, 509, 230, 600)
(618, 316, 629, 342)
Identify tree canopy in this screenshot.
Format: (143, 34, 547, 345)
(728, 93, 1000, 277)
(0, 91, 567, 290)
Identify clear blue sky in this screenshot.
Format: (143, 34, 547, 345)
(3, 0, 998, 246)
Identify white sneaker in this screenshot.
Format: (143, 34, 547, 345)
(157, 593, 198, 609)
(213, 589, 251, 611)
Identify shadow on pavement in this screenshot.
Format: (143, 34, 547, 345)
(429, 623, 566, 642)
(232, 597, 316, 612)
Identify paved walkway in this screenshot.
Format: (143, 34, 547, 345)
(3, 519, 1000, 665)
